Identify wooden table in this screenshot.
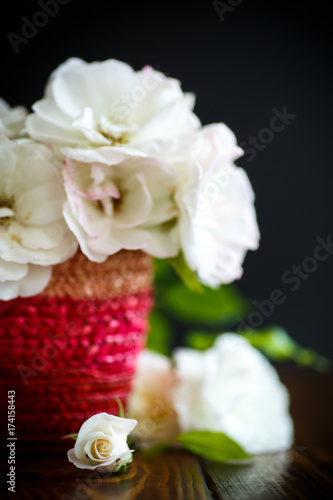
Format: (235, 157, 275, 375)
(2, 365, 333, 499)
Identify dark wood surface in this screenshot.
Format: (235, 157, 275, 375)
(1, 365, 333, 499)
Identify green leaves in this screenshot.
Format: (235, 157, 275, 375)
(114, 396, 125, 418)
(185, 330, 218, 351)
(146, 311, 173, 356)
(243, 326, 331, 371)
(141, 431, 252, 463)
(164, 283, 248, 326)
(176, 431, 251, 462)
(62, 433, 78, 441)
(167, 253, 204, 293)
(150, 258, 330, 370)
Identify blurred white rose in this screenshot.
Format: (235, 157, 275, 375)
(175, 124, 260, 286)
(0, 137, 78, 300)
(0, 98, 27, 139)
(172, 334, 294, 454)
(127, 350, 179, 446)
(67, 412, 137, 473)
(62, 150, 179, 261)
(26, 58, 200, 160)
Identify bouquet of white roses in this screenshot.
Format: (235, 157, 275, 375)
(0, 58, 259, 300)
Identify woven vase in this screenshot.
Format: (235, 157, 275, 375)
(0, 250, 153, 451)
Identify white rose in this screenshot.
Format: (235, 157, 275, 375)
(26, 58, 200, 160)
(0, 98, 27, 139)
(67, 412, 137, 473)
(172, 334, 294, 454)
(127, 350, 179, 446)
(0, 261, 52, 301)
(175, 124, 260, 286)
(62, 150, 179, 261)
(0, 138, 78, 300)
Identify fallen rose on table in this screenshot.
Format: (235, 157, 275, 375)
(66, 333, 294, 473)
(66, 412, 137, 474)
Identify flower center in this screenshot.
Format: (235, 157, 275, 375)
(97, 116, 138, 145)
(91, 438, 113, 459)
(0, 195, 15, 227)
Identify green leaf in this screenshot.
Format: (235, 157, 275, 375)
(114, 396, 125, 418)
(114, 464, 128, 475)
(167, 253, 204, 293)
(177, 431, 252, 462)
(164, 282, 248, 326)
(146, 311, 173, 356)
(153, 258, 179, 288)
(61, 433, 78, 441)
(185, 330, 218, 351)
(242, 326, 331, 372)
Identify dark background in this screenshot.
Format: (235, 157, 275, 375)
(1, 0, 332, 355)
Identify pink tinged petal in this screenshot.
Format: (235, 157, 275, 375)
(113, 172, 153, 228)
(16, 182, 64, 226)
(90, 163, 107, 187)
(63, 201, 107, 263)
(197, 123, 244, 166)
(73, 196, 110, 237)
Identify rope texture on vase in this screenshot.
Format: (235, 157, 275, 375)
(0, 250, 153, 451)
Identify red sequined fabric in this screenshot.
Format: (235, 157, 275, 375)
(0, 251, 153, 451)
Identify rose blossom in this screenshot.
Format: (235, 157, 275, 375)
(175, 123, 260, 286)
(26, 58, 200, 160)
(67, 412, 137, 472)
(0, 137, 78, 300)
(127, 350, 179, 446)
(172, 334, 294, 454)
(62, 150, 179, 261)
(0, 98, 27, 139)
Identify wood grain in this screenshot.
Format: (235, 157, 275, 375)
(1, 365, 333, 499)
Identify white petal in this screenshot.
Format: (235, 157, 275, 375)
(173, 334, 294, 454)
(16, 182, 65, 226)
(63, 201, 106, 263)
(74, 412, 136, 461)
(17, 264, 52, 297)
(0, 258, 28, 281)
(62, 145, 146, 165)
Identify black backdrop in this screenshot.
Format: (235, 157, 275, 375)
(1, 0, 332, 355)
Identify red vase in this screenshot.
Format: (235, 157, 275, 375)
(0, 250, 153, 451)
